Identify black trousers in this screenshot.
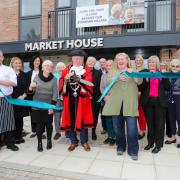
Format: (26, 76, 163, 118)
(144, 98, 166, 148)
(15, 117, 23, 140)
(32, 110, 53, 141)
(168, 95, 180, 136)
(165, 108, 172, 138)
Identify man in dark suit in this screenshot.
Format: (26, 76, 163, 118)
(87, 57, 102, 140)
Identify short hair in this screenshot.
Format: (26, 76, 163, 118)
(170, 59, 180, 66)
(29, 55, 43, 70)
(106, 59, 114, 65)
(42, 60, 53, 70)
(135, 54, 144, 62)
(99, 58, 107, 62)
(87, 56, 97, 64)
(56, 62, 66, 70)
(10, 57, 24, 71)
(114, 52, 131, 69)
(148, 55, 160, 70)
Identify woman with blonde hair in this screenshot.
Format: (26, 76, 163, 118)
(102, 53, 142, 160)
(10, 57, 29, 144)
(135, 54, 146, 140)
(139, 56, 170, 153)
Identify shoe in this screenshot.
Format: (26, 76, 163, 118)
(138, 133, 145, 140)
(103, 138, 111, 144)
(22, 131, 29, 137)
(47, 140, 52, 150)
(30, 133, 36, 138)
(82, 143, 91, 151)
(15, 138, 25, 144)
(53, 133, 61, 140)
(152, 147, 161, 154)
(144, 144, 154, 150)
(117, 150, 124, 156)
(7, 144, 19, 151)
(101, 129, 106, 134)
(42, 134, 46, 139)
(131, 155, 138, 161)
(68, 144, 78, 152)
(177, 144, 180, 148)
(165, 139, 176, 144)
(109, 139, 116, 146)
(92, 134, 97, 141)
(37, 141, 43, 152)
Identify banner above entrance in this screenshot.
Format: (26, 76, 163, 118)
(24, 38, 104, 52)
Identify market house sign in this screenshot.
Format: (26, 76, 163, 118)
(25, 38, 104, 51)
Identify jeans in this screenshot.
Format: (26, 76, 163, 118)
(112, 115, 139, 156)
(105, 116, 116, 139)
(68, 129, 88, 144)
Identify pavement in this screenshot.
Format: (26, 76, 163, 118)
(0, 116, 180, 180)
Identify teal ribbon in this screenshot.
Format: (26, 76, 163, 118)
(0, 90, 63, 111)
(123, 72, 180, 79)
(97, 73, 120, 103)
(98, 71, 180, 102)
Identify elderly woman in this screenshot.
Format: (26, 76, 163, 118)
(100, 60, 116, 146)
(10, 57, 29, 144)
(29, 60, 58, 152)
(102, 53, 142, 160)
(165, 59, 180, 148)
(53, 62, 66, 140)
(86, 56, 102, 140)
(139, 56, 170, 154)
(135, 55, 146, 140)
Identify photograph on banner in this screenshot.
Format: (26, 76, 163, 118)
(76, 0, 145, 28)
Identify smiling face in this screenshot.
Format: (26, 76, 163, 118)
(72, 56, 84, 67)
(171, 64, 180, 72)
(33, 57, 41, 69)
(148, 58, 158, 72)
(135, 57, 143, 68)
(43, 63, 53, 74)
(12, 58, 23, 71)
(99, 58, 107, 69)
(116, 54, 128, 70)
(87, 57, 96, 68)
(106, 62, 113, 72)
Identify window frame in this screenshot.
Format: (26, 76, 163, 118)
(19, 0, 42, 41)
(56, 0, 72, 10)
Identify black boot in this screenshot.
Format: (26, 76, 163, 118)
(92, 129, 97, 140)
(47, 140, 52, 150)
(37, 140, 43, 152)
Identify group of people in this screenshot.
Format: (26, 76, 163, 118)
(0, 49, 179, 161)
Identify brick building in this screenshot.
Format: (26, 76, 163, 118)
(0, 0, 180, 68)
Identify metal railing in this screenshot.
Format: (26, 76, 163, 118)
(48, 0, 180, 39)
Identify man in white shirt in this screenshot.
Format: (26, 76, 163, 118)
(0, 50, 19, 151)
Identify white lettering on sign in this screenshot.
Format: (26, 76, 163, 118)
(24, 38, 104, 52)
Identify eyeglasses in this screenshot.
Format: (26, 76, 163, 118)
(172, 65, 180, 68)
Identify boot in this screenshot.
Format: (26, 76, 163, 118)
(47, 140, 52, 150)
(37, 140, 43, 152)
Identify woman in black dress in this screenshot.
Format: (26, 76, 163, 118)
(10, 57, 29, 144)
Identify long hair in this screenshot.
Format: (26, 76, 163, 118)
(113, 52, 131, 70)
(10, 57, 24, 71)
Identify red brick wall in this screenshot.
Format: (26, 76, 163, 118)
(0, 0, 19, 42)
(176, 0, 180, 30)
(42, 0, 56, 39)
(160, 48, 180, 63)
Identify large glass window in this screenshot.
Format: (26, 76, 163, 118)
(57, 0, 71, 8)
(20, 0, 41, 41)
(156, 0, 171, 31)
(20, 18, 41, 41)
(21, 0, 41, 16)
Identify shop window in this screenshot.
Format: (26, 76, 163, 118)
(77, 0, 96, 7)
(57, 0, 71, 8)
(20, 0, 41, 41)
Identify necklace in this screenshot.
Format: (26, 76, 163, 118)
(69, 81, 80, 97)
